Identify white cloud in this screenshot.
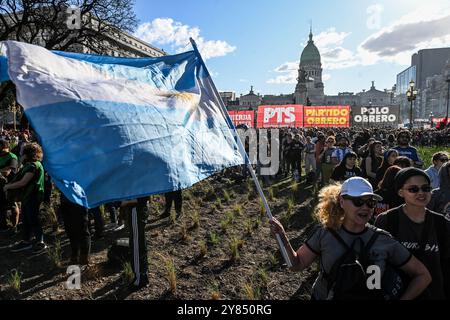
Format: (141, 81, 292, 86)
(267, 61, 298, 84)
(314, 28, 351, 48)
(267, 74, 297, 84)
(268, 2, 450, 85)
(359, 2, 450, 65)
(323, 74, 331, 81)
(134, 18, 236, 60)
(239, 79, 249, 82)
(310, 28, 359, 70)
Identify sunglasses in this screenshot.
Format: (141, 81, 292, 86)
(439, 158, 448, 162)
(404, 185, 432, 193)
(343, 196, 378, 209)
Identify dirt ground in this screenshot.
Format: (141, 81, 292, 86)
(0, 172, 320, 300)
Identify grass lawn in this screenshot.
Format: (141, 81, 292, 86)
(417, 146, 450, 169)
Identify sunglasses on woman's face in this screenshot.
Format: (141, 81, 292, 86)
(439, 158, 448, 162)
(343, 196, 378, 209)
(404, 184, 432, 193)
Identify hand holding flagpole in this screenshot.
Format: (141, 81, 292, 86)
(188, 38, 292, 268)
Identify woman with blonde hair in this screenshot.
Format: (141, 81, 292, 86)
(270, 177, 431, 300)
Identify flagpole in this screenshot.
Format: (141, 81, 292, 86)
(189, 38, 293, 268)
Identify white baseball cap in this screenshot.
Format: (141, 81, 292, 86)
(340, 177, 383, 201)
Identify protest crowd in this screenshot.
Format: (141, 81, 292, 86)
(1, 121, 449, 300)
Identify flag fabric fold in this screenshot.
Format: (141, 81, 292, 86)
(2, 41, 243, 208)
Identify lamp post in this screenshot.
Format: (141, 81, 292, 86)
(406, 80, 418, 129)
(446, 75, 450, 120)
(430, 111, 434, 127)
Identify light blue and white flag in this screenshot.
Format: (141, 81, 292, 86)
(2, 40, 244, 208)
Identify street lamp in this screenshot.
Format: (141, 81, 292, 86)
(446, 75, 450, 120)
(406, 80, 418, 129)
(430, 111, 434, 126)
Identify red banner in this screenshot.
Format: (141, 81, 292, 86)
(228, 110, 255, 128)
(256, 105, 303, 128)
(303, 106, 350, 128)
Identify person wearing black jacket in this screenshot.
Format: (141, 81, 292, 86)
(287, 134, 304, 180)
(375, 168, 450, 299)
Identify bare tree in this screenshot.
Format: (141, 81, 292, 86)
(0, 0, 138, 52)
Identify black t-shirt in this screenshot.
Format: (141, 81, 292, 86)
(288, 140, 304, 158)
(331, 165, 362, 182)
(375, 206, 450, 299)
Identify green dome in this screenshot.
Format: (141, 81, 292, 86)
(300, 32, 321, 66)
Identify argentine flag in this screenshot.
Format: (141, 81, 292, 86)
(1, 41, 244, 208)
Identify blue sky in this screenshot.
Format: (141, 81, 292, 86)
(133, 0, 450, 96)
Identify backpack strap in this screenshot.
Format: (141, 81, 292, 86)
(361, 230, 379, 265)
(327, 228, 350, 250)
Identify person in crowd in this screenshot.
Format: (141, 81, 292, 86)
(88, 207, 105, 240)
(393, 156, 414, 168)
(375, 168, 450, 299)
(0, 139, 19, 234)
(356, 138, 376, 159)
(11, 132, 29, 164)
(314, 133, 325, 185)
(60, 192, 91, 266)
(304, 136, 316, 183)
(424, 152, 448, 190)
(373, 166, 403, 218)
(375, 149, 399, 187)
(331, 136, 352, 165)
(5, 143, 46, 253)
(330, 152, 362, 183)
(362, 141, 383, 188)
(270, 177, 431, 300)
(288, 134, 304, 181)
(387, 134, 396, 148)
(282, 133, 293, 177)
(428, 162, 450, 217)
(162, 190, 183, 219)
(121, 197, 150, 289)
(319, 136, 336, 186)
(393, 130, 423, 168)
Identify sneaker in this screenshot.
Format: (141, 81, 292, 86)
(128, 276, 149, 291)
(10, 241, 33, 253)
(31, 242, 47, 254)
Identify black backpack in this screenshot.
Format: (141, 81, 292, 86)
(324, 228, 383, 300)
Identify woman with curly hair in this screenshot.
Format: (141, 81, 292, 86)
(4, 143, 46, 253)
(270, 177, 430, 300)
